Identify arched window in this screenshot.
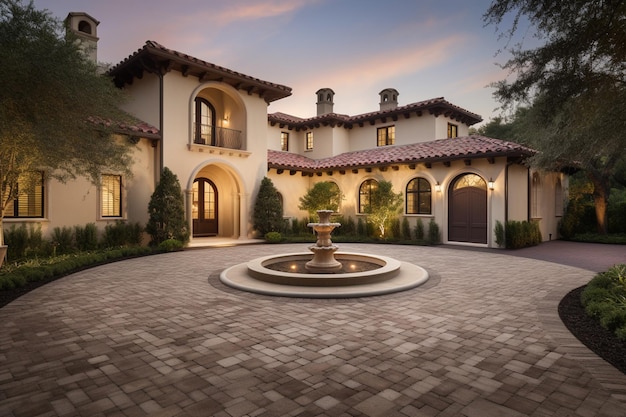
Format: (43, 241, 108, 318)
(531, 172, 541, 218)
(406, 178, 431, 214)
(78, 20, 92, 34)
(359, 179, 378, 213)
(555, 178, 563, 217)
(193, 97, 216, 145)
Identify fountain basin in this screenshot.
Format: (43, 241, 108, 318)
(220, 252, 429, 298)
(248, 252, 400, 286)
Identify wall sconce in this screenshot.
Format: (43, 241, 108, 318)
(435, 182, 442, 192)
(223, 115, 230, 125)
(488, 178, 495, 190)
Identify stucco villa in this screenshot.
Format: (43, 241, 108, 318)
(5, 13, 566, 248)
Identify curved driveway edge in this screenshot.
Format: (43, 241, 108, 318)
(1, 243, 625, 417)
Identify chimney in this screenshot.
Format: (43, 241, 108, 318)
(65, 12, 100, 64)
(316, 88, 335, 116)
(379, 88, 399, 111)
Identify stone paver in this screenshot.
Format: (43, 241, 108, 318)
(1, 242, 625, 416)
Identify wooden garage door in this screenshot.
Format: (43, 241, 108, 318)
(448, 174, 487, 244)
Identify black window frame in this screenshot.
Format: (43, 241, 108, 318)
(406, 177, 432, 215)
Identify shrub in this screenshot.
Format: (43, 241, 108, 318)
(494, 220, 505, 248)
(390, 218, 401, 240)
(402, 218, 412, 240)
(426, 219, 440, 244)
(158, 239, 184, 252)
(414, 218, 425, 241)
(343, 216, 356, 236)
(264, 231, 282, 243)
(75, 223, 99, 251)
(357, 217, 366, 236)
(505, 220, 542, 249)
(5, 224, 29, 261)
(52, 226, 74, 255)
(581, 264, 626, 340)
(146, 167, 189, 246)
(253, 177, 284, 237)
(101, 221, 128, 248)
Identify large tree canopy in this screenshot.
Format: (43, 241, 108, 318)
(484, 0, 626, 233)
(0, 0, 134, 244)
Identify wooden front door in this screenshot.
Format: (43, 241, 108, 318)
(192, 178, 218, 237)
(448, 174, 487, 244)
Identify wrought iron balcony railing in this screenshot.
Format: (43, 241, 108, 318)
(193, 125, 242, 150)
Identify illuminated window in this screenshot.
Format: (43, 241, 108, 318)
(280, 132, 289, 151)
(377, 126, 395, 146)
(305, 131, 313, 150)
(5, 171, 44, 218)
(447, 123, 458, 138)
(101, 174, 122, 217)
(406, 178, 431, 214)
(358, 179, 378, 213)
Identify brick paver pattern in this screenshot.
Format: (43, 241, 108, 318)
(1, 243, 625, 416)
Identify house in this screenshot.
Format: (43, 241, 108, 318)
(4, 13, 566, 248)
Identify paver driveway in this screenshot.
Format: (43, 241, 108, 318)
(1, 243, 625, 416)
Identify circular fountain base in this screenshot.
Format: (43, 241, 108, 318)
(220, 252, 429, 298)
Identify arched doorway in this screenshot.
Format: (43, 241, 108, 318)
(448, 173, 487, 244)
(192, 177, 218, 237)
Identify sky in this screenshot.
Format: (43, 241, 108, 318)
(33, 0, 528, 127)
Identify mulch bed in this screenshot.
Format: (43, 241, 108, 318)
(558, 285, 626, 375)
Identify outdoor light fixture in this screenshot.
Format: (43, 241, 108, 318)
(488, 178, 495, 190)
(435, 182, 442, 192)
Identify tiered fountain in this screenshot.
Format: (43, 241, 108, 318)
(220, 210, 429, 298)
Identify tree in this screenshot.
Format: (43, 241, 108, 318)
(484, 0, 626, 234)
(145, 167, 189, 246)
(298, 181, 341, 216)
(0, 0, 134, 246)
(253, 177, 284, 236)
(363, 180, 403, 238)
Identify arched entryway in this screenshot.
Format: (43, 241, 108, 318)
(448, 173, 487, 244)
(192, 177, 218, 237)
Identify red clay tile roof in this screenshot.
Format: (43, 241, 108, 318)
(268, 136, 535, 171)
(89, 116, 161, 140)
(109, 41, 292, 103)
(269, 97, 482, 128)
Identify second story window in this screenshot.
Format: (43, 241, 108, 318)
(377, 126, 395, 146)
(193, 97, 216, 145)
(305, 131, 313, 151)
(447, 123, 458, 138)
(281, 132, 289, 151)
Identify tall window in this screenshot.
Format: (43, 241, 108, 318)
(555, 178, 563, 217)
(377, 126, 395, 146)
(358, 179, 378, 213)
(406, 178, 431, 214)
(101, 174, 122, 217)
(447, 123, 458, 138)
(280, 132, 289, 151)
(305, 131, 313, 150)
(6, 171, 44, 218)
(531, 172, 540, 218)
(193, 97, 215, 145)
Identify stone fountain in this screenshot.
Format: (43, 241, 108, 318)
(305, 210, 342, 273)
(219, 210, 429, 298)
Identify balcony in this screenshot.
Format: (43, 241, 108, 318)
(190, 125, 250, 157)
(194, 126, 242, 149)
